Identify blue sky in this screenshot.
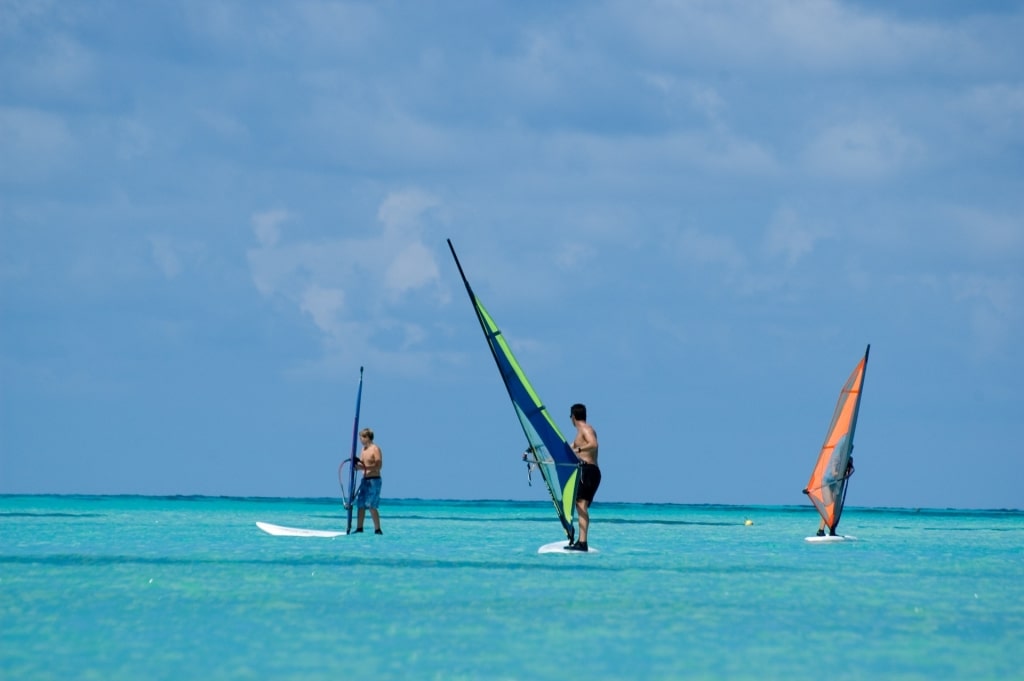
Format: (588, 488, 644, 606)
(1, 0, 1021, 510)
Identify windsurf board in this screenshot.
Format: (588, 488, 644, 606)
(256, 521, 345, 538)
(538, 540, 600, 554)
(804, 534, 857, 543)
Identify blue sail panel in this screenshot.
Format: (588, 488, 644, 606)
(481, 303, 579, 528)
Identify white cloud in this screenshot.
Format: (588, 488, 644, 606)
(542, 129, 779, 180)
(951, 273, 1021, 356)
(384, 241, 440, 299)
(498, 28, 565, 102)
(246, 189, 445, 372)
(764, 207, 829, 266)
(748, 0, 945, 69)
(641, 73, 738, 128)
(149, 236, 181, 279)
(194, 107, 249, 142)
(147, 235, 208, 281)
(612, 0, 959, 72)
(114, 118, 153, 161)
(802, 120, 923, 180)
(676, 227, 746, 271)
(252, 209, 290, 248)
(956, 83, 1024, 143)
(554, 242, 594, 268)
(948, 205, 1024, 261)
(0, 106, 74, 181)
(300, 284, 345, 337)
(378, 188, 441, 238)
(683, 131, 780, 176)
(182, 0, 379, 56)
(2, 24, 96, 97)
(952, 274, 1017, 318)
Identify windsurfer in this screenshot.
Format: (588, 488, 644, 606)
(354, 427, 384, 535)
(816, 455, 854, 536)
(566, 403, 600, 552)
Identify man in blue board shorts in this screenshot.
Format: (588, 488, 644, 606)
(354, 428, 384, 534)
(566, 403, 600, 552)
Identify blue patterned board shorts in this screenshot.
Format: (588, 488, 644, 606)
(356, 477, 382, 509)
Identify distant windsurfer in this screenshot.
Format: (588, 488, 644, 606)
(816, 455, 854, 536)
(566, 403, 600, 552)
(353, 427, 384, 535)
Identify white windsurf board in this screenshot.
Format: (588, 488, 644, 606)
(804, 534, 857, 543)
(538, 540, 600, 554)
(256, 521, 346, 538)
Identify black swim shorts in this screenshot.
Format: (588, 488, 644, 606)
(576, 462, 602, 503)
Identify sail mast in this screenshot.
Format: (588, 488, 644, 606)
(832, 344, 869, 530)
(448, 241, 506, 382)
(344, 367, 364, 535)
(848, 344, 870, 452)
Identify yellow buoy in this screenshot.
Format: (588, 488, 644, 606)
(744, 519, 753, 526)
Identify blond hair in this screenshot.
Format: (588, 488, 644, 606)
(359, 427, 374, 442)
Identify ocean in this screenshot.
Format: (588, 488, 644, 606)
(1, 496, 1021, 680)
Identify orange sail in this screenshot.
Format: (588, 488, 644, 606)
(803, 345, 870, 535)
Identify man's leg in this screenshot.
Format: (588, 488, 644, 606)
(577, 499, 590, 544)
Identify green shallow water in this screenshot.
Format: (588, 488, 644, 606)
(1, 496, 1021, 680)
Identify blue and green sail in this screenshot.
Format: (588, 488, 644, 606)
(448, 239, 580, 542)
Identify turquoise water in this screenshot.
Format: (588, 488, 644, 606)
(1, 496, 1021, 680)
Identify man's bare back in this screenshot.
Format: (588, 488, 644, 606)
(572, 421, 598, 465)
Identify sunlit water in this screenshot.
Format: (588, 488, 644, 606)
(1, 496, 1021, 680)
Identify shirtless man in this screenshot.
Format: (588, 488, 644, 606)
(353, 427, 383, 534)
(566, 403, 600, 552)
(816, 455, 854, 536)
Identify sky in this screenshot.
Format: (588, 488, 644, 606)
(1, 0, 1022, 510)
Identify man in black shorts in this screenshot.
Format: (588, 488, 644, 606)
(566, 403, 601, 552)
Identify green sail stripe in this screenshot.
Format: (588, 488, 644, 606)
(562, 470, 578, 523)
